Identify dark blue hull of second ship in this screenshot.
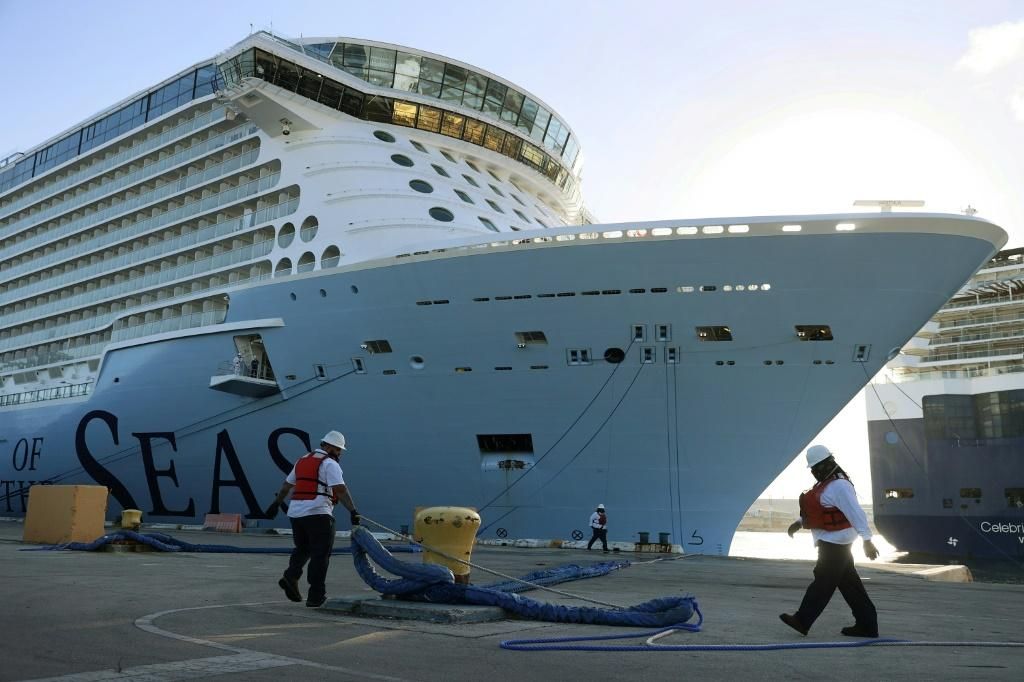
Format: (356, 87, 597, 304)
(869, 416, 1024, 560)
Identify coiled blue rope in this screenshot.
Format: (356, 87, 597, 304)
(349, 526, 700, 628)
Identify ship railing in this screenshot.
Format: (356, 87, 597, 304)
(921, 346, 1024, 363)
(929, 327, 1024, 346)
(884, 363, 1024, 382)
(938, 310, 1024, 329)
(943, 293, 1024, 311)
(0, 123, 255, 243)
(0, 106, 229, 222)
(2, 145, 266, 263)
(0, 380, 92, 408)
(0, 147, 267, 296)
(212, 359, 276, 382)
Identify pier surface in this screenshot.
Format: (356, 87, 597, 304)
(0, 521, 1020, 681)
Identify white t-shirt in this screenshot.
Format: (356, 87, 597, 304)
(285, 450, 344, 518)
(589, 511, 607, 529)
(810, 477, 872, 546)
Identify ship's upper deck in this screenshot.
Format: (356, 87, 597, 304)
(286, 36, 581, 174)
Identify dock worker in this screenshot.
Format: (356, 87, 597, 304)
(267, 430, 361, 608)
(780, 444, 880, 638)
(587, 504, 609, 552)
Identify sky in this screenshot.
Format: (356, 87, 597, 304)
(2, 1, 1023, 500)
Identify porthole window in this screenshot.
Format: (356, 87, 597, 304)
(297, 252, 316, 273)
(478, 217, 498, 232)
(466, 160, 481, 172)
(278, 223, 295, 248)
(454, 189, 474, 204)
(300, 215, 319, 242)
(489, 183, 505, 197)
(410, 140, 427, 153)
(321, 245, 341, 268)
(374, 130, 396, 142)
(275, 258, 292, 276)
(429, 207, 454, 222)
(431, 164, 450, 178)
(440, 150, 456, 162)
(409, 179, 434, 193)
(514, 209, 529, 222)
(391, 154, 414, 167)
(410, 355, 425, 369)
(486, 199, 504, 213)
(462, 174, 479, 187)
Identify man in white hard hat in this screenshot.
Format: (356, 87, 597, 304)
(780, 444, 880, 638)
(587, 504, 609, 552)
(267, 430, 360, 608)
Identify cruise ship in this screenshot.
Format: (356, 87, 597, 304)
(0, 31, 1006, 555)
(868, 246, 1024, 559)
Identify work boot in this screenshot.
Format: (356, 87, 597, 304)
(278, 577, 302, 602)
(306, 594, 326, 608)
(841, 624, 879, 638)
(779, 613, 808, 636)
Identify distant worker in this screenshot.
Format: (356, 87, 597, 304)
(587, 504, 609, 552)
(266, 430, 361, 608)
(250, 357, 259, 378)
(232, 352, 244, 375)
(780, 445, 880, 638)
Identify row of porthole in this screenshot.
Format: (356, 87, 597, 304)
(382, 136, 552, 229)
(452, 284, 773, 303)
(276, 217, 320, 248)
(274, 246, 342, 275)
(287, 283, 361, 301)
(350, 357, 832, 372)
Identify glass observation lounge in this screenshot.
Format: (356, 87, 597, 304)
(218, 42, 579, 194)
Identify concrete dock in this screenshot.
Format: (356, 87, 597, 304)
(0, 520, 1021, 681)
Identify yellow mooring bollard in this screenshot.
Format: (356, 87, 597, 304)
(120, 509, 142, 530)
(413, 507, 481, 585)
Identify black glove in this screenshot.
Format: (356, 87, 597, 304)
(350, 509, 361, 526)
(787, 520, 802, 538)
(264, 500, 280, 518)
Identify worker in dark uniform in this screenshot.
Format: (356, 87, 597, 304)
(780, 444, 880, 638)
(266, 430, 360, 608)
(587, 504, 609, 551)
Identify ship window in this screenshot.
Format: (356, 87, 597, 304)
(431, 163, 450, 177)
(514, 209, 529, 222)
(362, 340, 393, 354)
(489, 183, 505, 197)
(666, 347, 679, 364)
(429, 207, 454, 222)
(478, 217, 498, 231)
(477, 433, 534, 453)
(278, 223, 295, 248)
(942, 498, 953, 509)
(1006, 488, 1024, 508)
(515, 331, 548, 347)
(486, 199, 504, 213)
(300, 216, 319, 242)
(321, 245, 341, 268)
(884, 488, 914, 499)
(391, 154, 414, 167)
(275, 258, 292, 276)
(511, 193, 526, 206)
(796, 325, 833, 341)
(409, 179, 434, 193)
(455, 190, 474, 204)
(959, 488, 982, 499)
(462, 174, 479, 187)
(441, 150, 456, 162)
(297, 252, 316, 273)
(696, 326, 732, 342)
(466, 160, 481, 172)
(373, 130, 396, 143)
(410, 140, 427, 153)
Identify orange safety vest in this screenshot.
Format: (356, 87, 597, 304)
(291, 452, 337, 503)
(798, 476, 852, 531)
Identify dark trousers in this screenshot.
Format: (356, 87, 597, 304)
(284, 514, 336, 600)
(587, 527, 608, 550)
(795, 540, 877, 631)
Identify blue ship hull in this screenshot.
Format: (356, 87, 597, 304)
(2, 221, 1002, 555)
